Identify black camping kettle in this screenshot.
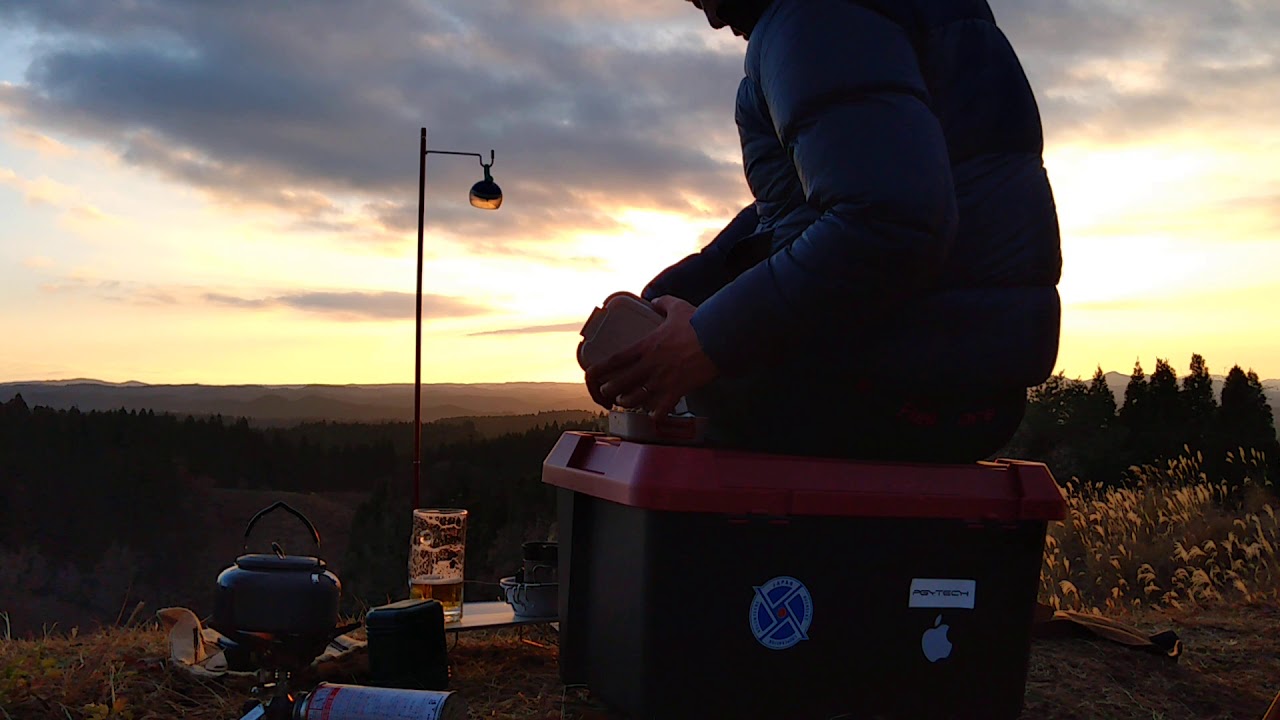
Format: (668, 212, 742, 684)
(213, 501, 341, 638)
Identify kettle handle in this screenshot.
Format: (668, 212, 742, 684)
(242, 501, 322, 553)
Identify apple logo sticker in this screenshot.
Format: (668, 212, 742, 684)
(921, 614, 953, 663)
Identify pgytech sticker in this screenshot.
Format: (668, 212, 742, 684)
(908, 578, 977, 609)
(749, 576, 813, 650)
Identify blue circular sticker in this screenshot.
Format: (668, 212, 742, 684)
(749, 576, 813, 650)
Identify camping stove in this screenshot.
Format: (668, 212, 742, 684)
(607, 408, 708, 445)
(211, 502, 355, 719)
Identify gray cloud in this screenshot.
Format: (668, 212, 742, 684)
(0, 0, 746, 253)
(202, 292, 267, 309)
(994, 0, 1280, 143)
(0, 0, 1276, 254)
(38, 275, 487, 319)
(41, 277, 138, 303)
(203, 290, 488, 321)
(468, 322, 580, 336)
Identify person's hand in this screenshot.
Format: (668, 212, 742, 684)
(584, 296, 720, 417)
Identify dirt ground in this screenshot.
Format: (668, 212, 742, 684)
(452, 605, 1280, 719)
(1019, 604, 1280, 720)
(0, 604, 1276, 719)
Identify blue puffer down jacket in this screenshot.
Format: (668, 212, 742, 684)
(644, 0, 1061, 397)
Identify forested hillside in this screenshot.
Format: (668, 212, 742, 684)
(1, 352, 1275, 637)
(0, 398, 600, 636)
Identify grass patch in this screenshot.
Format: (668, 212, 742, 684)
(1041, 453, 1277, 614)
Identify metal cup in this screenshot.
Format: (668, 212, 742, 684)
(521, 541, 558, 584)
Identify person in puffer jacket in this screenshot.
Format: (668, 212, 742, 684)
(585, 0, 1062, 463)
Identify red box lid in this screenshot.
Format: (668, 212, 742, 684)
(542, 432, 1065, 522)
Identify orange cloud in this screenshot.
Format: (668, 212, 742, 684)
(0, 166, 79, 206)
(7, 127, 73, 157)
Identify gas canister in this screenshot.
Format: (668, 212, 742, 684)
(292, 683, 467, 720)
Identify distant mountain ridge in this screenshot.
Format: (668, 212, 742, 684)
(0, 380, 597, 424)
(3, 372, 1277, 425)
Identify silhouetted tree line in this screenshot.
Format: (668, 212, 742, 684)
(0, 394, 601, 630)
(0, 398, 217, 632)
(0, 399, 583, 500)
(3, 354, 1272, 630)
(1, 400, 201, 564)
(1001, 354, 1279, 488)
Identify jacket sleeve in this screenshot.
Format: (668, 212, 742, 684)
(641, 204, 760, 305)
(690, 0, 958, 377)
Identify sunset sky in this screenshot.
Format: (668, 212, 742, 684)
(1, 0, 1277, 385)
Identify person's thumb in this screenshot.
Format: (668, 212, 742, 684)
(650, 390, 679, 419)
(650, 295, 688, 318)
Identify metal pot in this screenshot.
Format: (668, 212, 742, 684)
(521, 541, 558, 584)
(213, 501, 341, 639)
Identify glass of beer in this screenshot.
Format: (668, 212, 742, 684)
(408, 508, 468, 622)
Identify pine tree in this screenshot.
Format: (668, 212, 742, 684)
(1119, 360, 1148, 430)
(1180, 353, 1216, 452)
(1118, 360, 1150, 466)
(1145, 358, 1185, 460)
(1085, 366, 1117, 427)
(3, 393, 30, 416)
(1213, 366, 1280, 485)
(1070, 366, 1125, 483)
(999, 373, 1080, 470)
(1148, 359, 1180, 415)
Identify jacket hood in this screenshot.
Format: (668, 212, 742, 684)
(717, 0, 775, 38)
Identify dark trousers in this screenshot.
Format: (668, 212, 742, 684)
(685, 373, 1026, 464)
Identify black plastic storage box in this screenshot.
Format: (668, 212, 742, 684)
(542, 432, 1065, 720)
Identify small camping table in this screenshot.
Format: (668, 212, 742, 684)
(445, 601, 557, 632)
